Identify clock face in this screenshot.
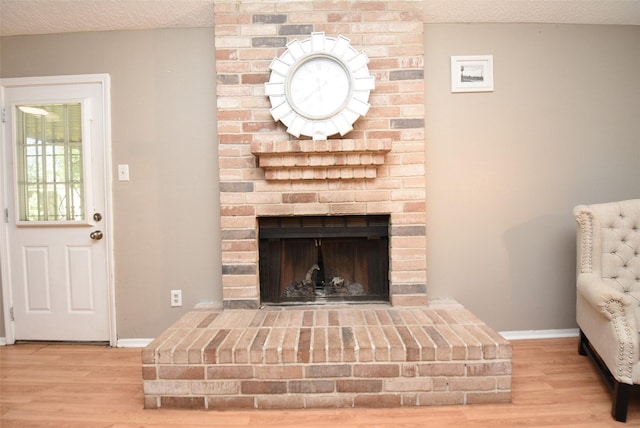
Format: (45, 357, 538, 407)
(288, 55, 351, 120)
(265, 32, 375, 140)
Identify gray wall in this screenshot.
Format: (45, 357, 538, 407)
(1, 28, 222, 338)
(425, 23, 640, 331)
(1, 23, 639, 339)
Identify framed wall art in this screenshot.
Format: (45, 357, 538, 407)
(451, 55, 494, 93)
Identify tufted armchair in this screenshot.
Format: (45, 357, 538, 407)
(574, 199, 640, 422)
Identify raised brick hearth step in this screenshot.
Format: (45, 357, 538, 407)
(142, 300, 512, 410)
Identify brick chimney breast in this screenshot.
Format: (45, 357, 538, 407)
(215, 1, 426, 309)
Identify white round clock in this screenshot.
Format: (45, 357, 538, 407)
(265, 32, 375, 140)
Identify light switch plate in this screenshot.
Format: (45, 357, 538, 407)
(117, 164, 130, 181)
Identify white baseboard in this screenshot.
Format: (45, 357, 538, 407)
(1, 330, 581, 347)
(0, 337, 153, 347)
(116, 338, 154, 348)
(499, 328, 580, 341)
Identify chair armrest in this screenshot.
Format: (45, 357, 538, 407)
(577, 273, 640, 384)
(577, 273, 638, 322)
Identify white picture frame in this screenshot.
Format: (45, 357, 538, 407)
(451, 55, 494, 93)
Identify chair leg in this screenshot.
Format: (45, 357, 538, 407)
(612, 381, 630, 423)
(578, 329, 588, 356)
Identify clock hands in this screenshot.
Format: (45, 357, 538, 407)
(296, 77, 329, 105)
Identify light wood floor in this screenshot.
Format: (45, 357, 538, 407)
(1, 338, 638, 427)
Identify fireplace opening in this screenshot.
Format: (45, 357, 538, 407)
(258, 215, 390, 304)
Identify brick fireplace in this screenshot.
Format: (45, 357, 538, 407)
(142, 1, 512, 411)
(216, 1, 428, 310)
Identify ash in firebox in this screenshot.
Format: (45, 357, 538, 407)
(281, 263, 365, 299)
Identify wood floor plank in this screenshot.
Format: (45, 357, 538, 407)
(1, 338, 638, 427)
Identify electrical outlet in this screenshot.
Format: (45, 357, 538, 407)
(170, 289, 182, 307)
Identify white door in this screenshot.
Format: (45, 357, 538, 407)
(1, 75, 114, 343)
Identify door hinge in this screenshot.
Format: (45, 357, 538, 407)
(1, 107, 5, 124)
(4, 208, 8, 223)
(9, 307, 14, 322)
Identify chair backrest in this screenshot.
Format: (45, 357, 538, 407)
(575, 199, 640, 295)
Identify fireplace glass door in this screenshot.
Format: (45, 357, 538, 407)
(259, 216, 389, 304)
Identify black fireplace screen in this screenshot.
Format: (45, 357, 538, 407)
(258, 215, 390, 304)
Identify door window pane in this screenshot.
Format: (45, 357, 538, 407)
(15, 103, 84, 222)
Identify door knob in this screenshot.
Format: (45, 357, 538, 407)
(90, 230, 103, 240)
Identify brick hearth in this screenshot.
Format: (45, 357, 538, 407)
(142, 300, 512, 410)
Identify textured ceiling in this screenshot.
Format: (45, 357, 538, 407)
(0, 0, 215, 36)
(0, 0, 638, 36)
(422, 0, 640, 25)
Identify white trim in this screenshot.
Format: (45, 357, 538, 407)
(0, 337, 151, 347)
(0, 74, 115, 346)
(0, 83, 15, 344)
(1, 331, 581, 347)
(499, 328, 580, 341)
(100, 75, 116, 348)
(116, 338, 154, 348)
